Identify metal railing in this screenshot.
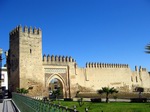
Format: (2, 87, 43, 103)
(12, 93, 83, 112)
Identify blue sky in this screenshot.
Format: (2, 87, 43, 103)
(0, 0, 150, 71)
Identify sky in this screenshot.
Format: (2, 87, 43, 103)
(0, 0, 150, 71)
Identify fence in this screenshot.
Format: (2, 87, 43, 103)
(12, 93, 83, 112)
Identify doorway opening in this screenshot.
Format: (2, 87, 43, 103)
(49, 78, 63, 99)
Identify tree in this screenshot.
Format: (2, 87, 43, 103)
(145, 43, 150, 54)
(135, 87, 144, 98)
(76, 90, 80, 97)
(77, 97, 84, 107)
(97, 87, 118, 103)
(16, 88, 29, 94)
(52, 87, 60, 100)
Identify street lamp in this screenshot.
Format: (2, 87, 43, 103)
(0, 48, 3, 81)
(0, 48, 3, 101)
(0, 48, 2, 59)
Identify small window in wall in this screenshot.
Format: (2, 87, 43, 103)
(136, 76, 138, 82)
(131, 76, 133, 82)
(30, 49, 32, 54)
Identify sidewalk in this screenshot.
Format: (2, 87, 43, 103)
(0, 99, 19, 112)
(0, 101, 3, 112)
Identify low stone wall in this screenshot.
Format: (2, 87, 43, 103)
(77, 92, 150, 99)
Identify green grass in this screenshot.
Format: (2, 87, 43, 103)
(54, 101, 150, 112)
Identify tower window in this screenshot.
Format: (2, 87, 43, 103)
(131, 76, 133, 82)
(30, 49, 32, 54)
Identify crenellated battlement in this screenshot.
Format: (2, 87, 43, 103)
(86, 62, 129, 68)
(142, 68, 147, 72)
(9, 25, 42, 36)
(43, 54, 75, 64)
(138, 66, 147, 72)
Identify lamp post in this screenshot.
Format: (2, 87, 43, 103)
(0, 48, 3, 86)
(0, 49, 3, 101)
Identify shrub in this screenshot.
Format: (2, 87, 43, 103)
(78, 98, 84, 107)
(130, 98, 147, 103)
(91, 98, 101, 103)
(64, 98, 73, 101)
(16, 88, 29, 94)
(113, 95, 118, 101)
(43, 97, 49, 102)
(76, 91, 80, 97)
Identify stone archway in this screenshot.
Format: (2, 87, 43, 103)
(46, 74, 67, 98)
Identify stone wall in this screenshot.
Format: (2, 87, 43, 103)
(75, 63, 131, 93)
(74, 63, 150, 95)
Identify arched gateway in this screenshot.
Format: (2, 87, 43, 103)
(44, 66, 72, 98)
(46, 74, 66, 98)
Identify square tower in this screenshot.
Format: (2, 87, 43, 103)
(8, 25, 44, 95)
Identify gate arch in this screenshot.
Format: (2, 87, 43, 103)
(46, 74, 67, 98)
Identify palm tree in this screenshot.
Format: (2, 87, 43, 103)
(145, 43, 150, 54)
(97, 87, 118, 103)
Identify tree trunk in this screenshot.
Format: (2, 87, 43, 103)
(106, 93, 109, 103)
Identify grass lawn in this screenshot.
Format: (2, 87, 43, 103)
(54, 101, 150, 112)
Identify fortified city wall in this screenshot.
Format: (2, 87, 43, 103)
(42, 55, 150, 96)
(8, 25, 150, 98)
(43, 54, 76, 65)
(75, 63, 150, 94)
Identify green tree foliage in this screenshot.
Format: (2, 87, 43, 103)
(145, 43, 150, 54)
(16, 88, 29, 94)
(97, 87, 118, 103)
(52, 87, 60, 100)
(76, 90, 80, 97)
(78, 97, 84, 107)
(113, 95, 118, 102)
(135, 87, 144, 98)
